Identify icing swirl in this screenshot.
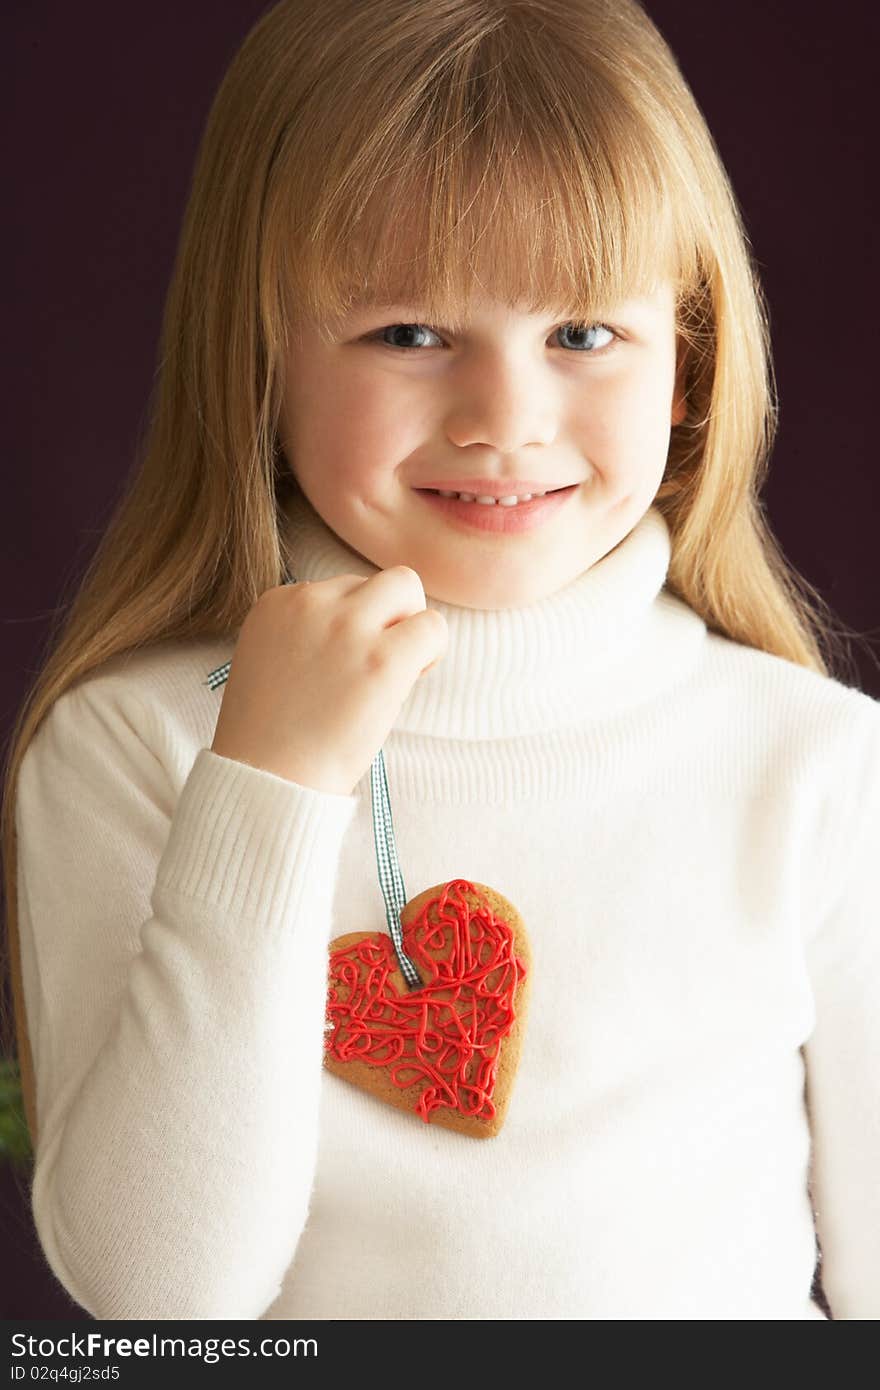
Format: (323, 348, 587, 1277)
(325, 879, 527, 1123)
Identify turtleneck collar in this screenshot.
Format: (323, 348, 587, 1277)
(278, 487, 706, 741)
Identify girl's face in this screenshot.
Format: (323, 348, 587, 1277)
(278, 279, 687, 608)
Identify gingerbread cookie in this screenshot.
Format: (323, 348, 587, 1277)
(323, 879, 532, 1138)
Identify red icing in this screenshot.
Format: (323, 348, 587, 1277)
(324, 879, 527, 1124)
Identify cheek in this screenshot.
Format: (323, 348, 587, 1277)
(285, 362, 399, 461)
(301, 392, 419, 497)
(333, 375, 425, 478)
(573, 370, 673, 465)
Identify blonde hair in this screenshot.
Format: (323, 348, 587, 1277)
(0, 0, 864, 1153)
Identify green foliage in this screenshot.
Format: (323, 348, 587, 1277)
(0, 1056, 33, 1167)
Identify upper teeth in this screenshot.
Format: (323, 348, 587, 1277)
(435, 490, 548, 505)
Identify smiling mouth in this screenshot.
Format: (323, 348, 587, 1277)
(414, 486, 577, 505)
(411, 483, 579, 530)
(416, 485, 571, 495)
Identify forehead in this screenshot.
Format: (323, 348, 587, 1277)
(340, 281, 675, 324)
(288, 159, 686, 339)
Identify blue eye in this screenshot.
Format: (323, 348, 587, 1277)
(365, 321, 619, 354)
(372, 323, 443, 351)
(556, 322, 616, 353)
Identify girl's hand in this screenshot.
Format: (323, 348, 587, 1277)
(210, 568, 449, 795)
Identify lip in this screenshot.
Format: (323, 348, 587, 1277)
(413, 479, 572, 498)
(413, 483, 579, 533)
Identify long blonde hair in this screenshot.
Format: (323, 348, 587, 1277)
(0, 0, 862, 1152)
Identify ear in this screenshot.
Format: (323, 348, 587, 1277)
(671, 337, 688, 427)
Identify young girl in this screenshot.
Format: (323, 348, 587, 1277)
(3, 0, 878, 1321)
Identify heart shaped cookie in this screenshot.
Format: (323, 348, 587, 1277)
(323, 878, 532, 1138)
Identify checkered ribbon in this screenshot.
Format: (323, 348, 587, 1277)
(204, 570, 423, 989)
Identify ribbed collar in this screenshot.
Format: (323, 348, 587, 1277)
(279, 487, 706, 740)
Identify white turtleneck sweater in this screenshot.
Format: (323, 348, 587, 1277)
(14, 488, 880, 1321)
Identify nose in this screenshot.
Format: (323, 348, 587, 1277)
(442, 349, 558, 453)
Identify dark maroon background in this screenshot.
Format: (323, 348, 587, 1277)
(2, 0, 874, 1320)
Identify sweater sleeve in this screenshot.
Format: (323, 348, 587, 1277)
(14, 677, 359, 1320)
(803, 693, 880, 1320)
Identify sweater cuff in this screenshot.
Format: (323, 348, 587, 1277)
(154, 747, 358, 935)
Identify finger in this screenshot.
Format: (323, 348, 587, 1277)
(380, 603, 448, 679)
(289, 572, 370, 599)
(343, 564, 428, 630)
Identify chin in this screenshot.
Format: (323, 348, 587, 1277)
(437, 575, 557, 610)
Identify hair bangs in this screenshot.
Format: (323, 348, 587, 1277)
(279, 27, 700, 343)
